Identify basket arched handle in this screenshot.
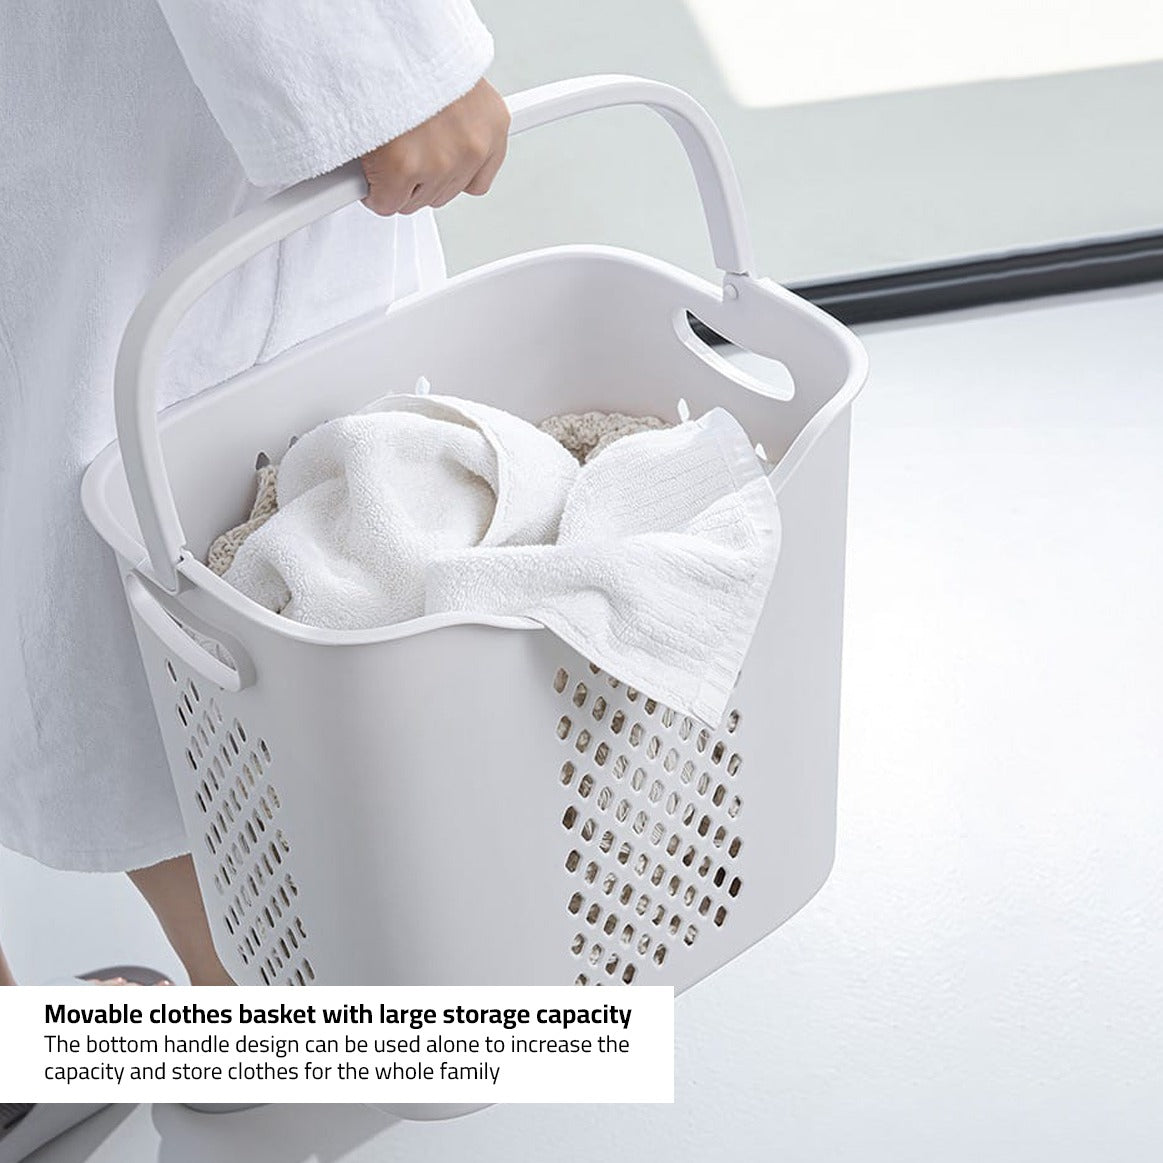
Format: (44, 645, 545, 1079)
(115, 75, 755, 592)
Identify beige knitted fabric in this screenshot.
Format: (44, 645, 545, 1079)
(205, 410, 671, 574)
(205, 459, 280, 576)
(537, 410, 669, 464)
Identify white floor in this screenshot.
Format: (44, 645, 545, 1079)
(682, 0, 1163, 105)
(4, 283, 1162, 1161)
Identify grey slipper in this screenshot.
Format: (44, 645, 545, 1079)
(0, 1105, 109, 1163)
(74, 965, 174, 986)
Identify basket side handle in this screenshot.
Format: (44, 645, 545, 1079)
(115, 74, 755, 592)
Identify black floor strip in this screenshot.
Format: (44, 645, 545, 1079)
(693, 232, 1163, 339)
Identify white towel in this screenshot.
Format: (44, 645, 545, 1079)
(224, 396, 780, 725)
(428, 408, 780, 724)
(223, 395, 578, 627)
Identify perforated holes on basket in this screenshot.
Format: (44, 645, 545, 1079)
(554, 662, 745, 983)
(166, 658, 314, 986)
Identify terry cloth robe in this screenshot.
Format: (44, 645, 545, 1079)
(0, 0, 493, 871)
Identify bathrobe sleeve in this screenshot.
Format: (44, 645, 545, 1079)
(155, 0, 494, 187)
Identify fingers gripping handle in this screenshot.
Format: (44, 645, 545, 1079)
(115, 75, 755, 592)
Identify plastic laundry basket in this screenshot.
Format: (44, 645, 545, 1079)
(83, 76, 867, 996)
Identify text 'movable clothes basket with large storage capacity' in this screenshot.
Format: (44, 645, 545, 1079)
(84, 77, 868, 998)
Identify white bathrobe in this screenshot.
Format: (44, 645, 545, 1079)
(0, 0, 493, 871)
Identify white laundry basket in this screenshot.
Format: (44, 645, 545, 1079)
(83, 77, 867, 996)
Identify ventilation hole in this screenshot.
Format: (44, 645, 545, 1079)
(646, 736, 661, 760)
(714, 866, 727, 888)
(728, 837, 743, 858)
(682, 844, 696, 867)
(635, 895, 650, 917)
(728, 795, 742, 818)
(165, 659, 178, 683)
(728, 876, 742, 897)
(651, 904, 666, 926)
(698, 896, 712, 916)
(592, 697, 607, 721)
(648, 779, 665, 804)
(667, 875, 681, 897)
(632, 810, 648, 835)
(602, 873, 618, 896)
(568, 893, 584, 914)
(727, 753, 742, 776)
(562, 806, 578, 830)
(557, 716, 572, 740)
(566, 850, 581, 872)
(571, 933, 586, 955)
(650, 864, 665, 887)
(594, 742, 610, 766)
(575, 974, 589, 986)
(712, 784, 726, 806)
(554, 668, 569, 693)
(650, 822, 666, 846)
(631, 768, 646, 792)
(680, 761, 696, 785)
(668, 914, 682, 935)
(697, 815, 711, 837)
(684, 925, 699, 946)
(598, 830, 615, 853)
(714, 906, 728, 927)
(726, 710, 740, 733)
(697, 772, 711, 796)
(615, 799, 631, 822)
(610, 711, 626, 734)
(627, 688, 640, 702)
(619, 884, 633, 906)
(696, 729, 710, 753)
(612, 755, 628, 779)
(177, 706, 188, 728)
(603, 914, 618, 937)
(712, 826, 728, 847)
(605, 953, 620, 975)
(683, 885, 697, 906)
(662, 749, 679, 773)
(578, 774, 594, 798)
(621, 924, 635, 945)
(653, 945, 667, 966)
(616, 841, 632, 865)
(596, 785, 612, 810)
(665, 792, 681, 815)
(560, 761, 576, 786)
(585, 903, 602, 925)
(637, 933, 652, 955)
(634, 853, 649, 876)
(584, 862, 599, 884)
(579, 818, 596, 842)
(588, 944, 604, 966)
(575, 729, 592, 754)
(698, 856, 712, 877)
(622, 964, 637, 984)
(628, 723, 644, 747)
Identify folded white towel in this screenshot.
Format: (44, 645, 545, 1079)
(223, 396, 779, 725)
(222, 395, 578, 627)
(428, 408, 780, 724)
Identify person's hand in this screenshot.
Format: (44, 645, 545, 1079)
(360, 78, 509, 216)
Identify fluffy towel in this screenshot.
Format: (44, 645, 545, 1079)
(224, 396, 779, 724)
(223, 396, 578, 626)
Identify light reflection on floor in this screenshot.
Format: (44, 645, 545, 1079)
(682, 0, 1163, 105)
